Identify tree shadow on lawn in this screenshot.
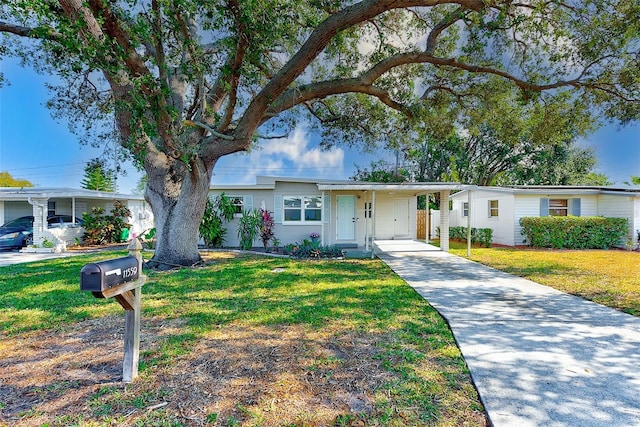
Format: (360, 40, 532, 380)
(0, 316, 487, 426)
(0, 253, 488, 426)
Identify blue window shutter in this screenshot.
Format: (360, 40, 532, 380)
(540, 198, 549, 217)
(244, 195, 253, 212)
(274, 195, 283, 223)
(571, 198, 581, 216)
(323, 194, 330, 223)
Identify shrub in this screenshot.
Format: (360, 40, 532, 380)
(519, 216, 629, 249)
(237, 209, 262, 250)
(82, 201, 132, 245)
(259, 209, 275, 249)
(283, 241, 344, 259)
(200, 193, 236, 248)
(436, 226, 493, 247)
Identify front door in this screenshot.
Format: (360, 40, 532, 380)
(394, 199, 410, 237)
(336, 195, 355, 240)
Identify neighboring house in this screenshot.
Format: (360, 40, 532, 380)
(209, 176, 471, 251)
(449, 186, 640, 247)
(0, 187, 154, 250)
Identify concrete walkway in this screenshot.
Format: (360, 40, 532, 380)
(0, 250, 82, 267)
(374, 240, 640, 427)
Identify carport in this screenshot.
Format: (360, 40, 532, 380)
(0, 187, 153, 250)
(316, 182, 475, 254)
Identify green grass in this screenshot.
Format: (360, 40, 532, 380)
(0, 251, 130, 334)
(0, 252, 486, 426)
(447, 241, 640, 316)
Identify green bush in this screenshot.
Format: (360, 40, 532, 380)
(82, 201, 132, 245)
(283, 240, 344, 259)
(436, 226, 493, 247)
(199, 193, 236, 248)
(237, 209, 262, 250)
(519, 216, 629, 249)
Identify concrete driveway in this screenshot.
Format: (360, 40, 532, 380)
(374, 240, 640, 427)
(0, 250, 81, 267)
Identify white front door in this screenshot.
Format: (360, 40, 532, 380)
(394, 199, 410, 237)
(336, 195, 356, 240)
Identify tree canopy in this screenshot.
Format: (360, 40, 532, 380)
(0, 171, 34, 187)
(1, 0, 639, 267)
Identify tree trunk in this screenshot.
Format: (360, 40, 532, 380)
(144, 154, 215, 270)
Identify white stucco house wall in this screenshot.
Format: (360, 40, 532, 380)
(209, 176, 471, 251)
(449, 186, 640, 247)
(0, 187, 154, 251)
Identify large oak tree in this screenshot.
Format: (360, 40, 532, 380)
(1, 0, 638, 268)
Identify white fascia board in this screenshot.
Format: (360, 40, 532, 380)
(317, 183, 473, 192)
(209, 184, 275, 191)
(0, 187, 143, 200)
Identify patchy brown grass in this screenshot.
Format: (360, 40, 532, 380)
(449, 243, 640, 316)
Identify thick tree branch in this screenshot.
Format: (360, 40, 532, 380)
(218, 0, 249, 133)
(234, 0, 484, 145)
(266, 78, 412, 120)
(425, 6, 466, 55)
(0, 21, 62, 40)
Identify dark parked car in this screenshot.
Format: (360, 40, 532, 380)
(0, 215, 84, 249)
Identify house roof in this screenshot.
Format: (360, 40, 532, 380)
(0, 187, 144, 201)
(211, 176, 472, 193)
(450, 185, 640, 198)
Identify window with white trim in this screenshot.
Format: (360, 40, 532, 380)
(549, 199, 568, 216)
(462, 202, 469, 218)
(488, 200, 499, 218)
(283, 196, 322, 223)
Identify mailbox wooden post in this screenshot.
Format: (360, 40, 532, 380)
(80, 238, 146, 383)
(123, 238, 143, 382)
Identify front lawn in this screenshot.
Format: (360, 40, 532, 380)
(447, 242, 640, 317)
(0, 251, 486, 426)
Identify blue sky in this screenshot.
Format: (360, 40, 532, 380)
(1, 57, 639, 192)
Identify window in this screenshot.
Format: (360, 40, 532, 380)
(549, 199, 568, 216)
(283, 196, 322, 223)
(364, 202, 372, 218)
(462, 202, 469, 218)
(229, 196, 245, 216)
(47, 201, 56, 217)
(488, 200, 499, 218)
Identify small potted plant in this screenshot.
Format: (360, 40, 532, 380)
(310, 232, 320, 244)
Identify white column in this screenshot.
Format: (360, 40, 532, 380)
(439, 190, 450, 252)
(364, 192, 369, 251)
(370, 190, 376, 258)
(28, 197, 49, 246)
(467, 190, 472, 257)
(321, 190, 326, 246)
(424, 193, 429, 243)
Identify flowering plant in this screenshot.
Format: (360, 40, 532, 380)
(310, 232, 320, 239)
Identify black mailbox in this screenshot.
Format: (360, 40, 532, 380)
(81, 256, 140, 293)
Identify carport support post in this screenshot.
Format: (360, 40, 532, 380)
(123, 238, 143, 382)
(467, 190, 472, 257)
(439, 190, 450, 252)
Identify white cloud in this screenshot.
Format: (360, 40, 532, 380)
(211, 125, 345, 184)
